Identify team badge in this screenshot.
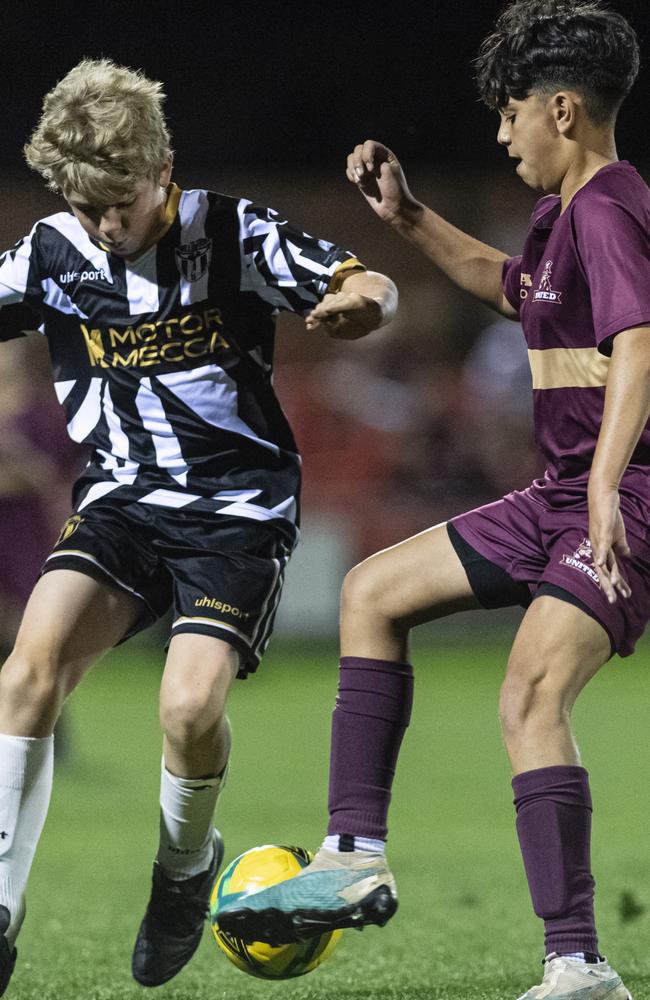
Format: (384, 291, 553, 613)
(56, 514, 84, 545)
(533, 259, 562, 304)
(560, 537, 600, 587)
(175, 238, 212, 282)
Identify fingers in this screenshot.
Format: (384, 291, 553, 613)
(594, 549, 632, 604)
(346, 140, 392, 185)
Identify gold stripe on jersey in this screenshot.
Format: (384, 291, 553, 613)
(326, 257, 366, 294)
(528, 347, 610, 390)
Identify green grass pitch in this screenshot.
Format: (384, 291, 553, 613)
(15, 634, 650, 999)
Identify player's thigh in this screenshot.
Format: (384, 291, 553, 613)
(504, 594, 612, 709)
(160, 634, 240, 727)
(13, 568, 142, 668)
(342, 520, 480, 629)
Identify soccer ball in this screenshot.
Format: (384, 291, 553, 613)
(210, 844, 341, 979)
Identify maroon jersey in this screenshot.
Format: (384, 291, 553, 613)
(502, 161, 650, 532)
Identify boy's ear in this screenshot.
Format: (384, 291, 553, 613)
(550, 91, 580, 134)
(160, 152, 174, 186)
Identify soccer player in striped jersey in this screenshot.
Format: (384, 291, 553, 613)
(0, 59, 397, 994)
(217, 3, 647, 998)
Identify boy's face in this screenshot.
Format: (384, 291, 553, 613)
(497, 94, 567, 193)
(65, 160, 173, 259)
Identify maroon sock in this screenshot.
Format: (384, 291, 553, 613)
(512, 765, 599, 956)
(327, 656, 414, 841)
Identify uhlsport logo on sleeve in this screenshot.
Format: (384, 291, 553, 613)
(175, 238, 212, 282)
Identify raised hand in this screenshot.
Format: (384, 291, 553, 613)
(346, 140, 420, 224)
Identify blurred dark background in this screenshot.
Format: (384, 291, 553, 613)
(2, 0, 650, 636)
(3, 0, 649, 171)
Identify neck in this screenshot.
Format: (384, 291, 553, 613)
(559, 135, 618, 211)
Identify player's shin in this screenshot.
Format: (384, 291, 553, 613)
(513, 765, 600, 958)
(326, 656, 414, 849)
(157, 752, 228, 880)
(0, 734, 54, 946)
(215, 657, 411, 942)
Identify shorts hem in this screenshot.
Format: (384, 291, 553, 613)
(534, 577, 622, 658)
(41, 551, 158, 642)
(170, 618, 260, 679)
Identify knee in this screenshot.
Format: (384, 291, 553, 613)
(160, 662, 232, 747)
(499, 657, 567, 742)
(0, 646, 66, 709)
(341, 559, 394, 624)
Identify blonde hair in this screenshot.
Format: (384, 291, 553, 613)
(24, 58, 172, 202)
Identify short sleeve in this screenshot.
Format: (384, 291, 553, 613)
(0, 230, 44, 341)
(237, 200, 364, 314)
(502, 255, 523, 313)
(571, 190, 650, 355)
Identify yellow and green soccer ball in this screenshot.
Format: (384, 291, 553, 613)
(210, 844, 341, 979)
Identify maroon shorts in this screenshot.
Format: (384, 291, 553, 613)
(450, 486, 650, 657)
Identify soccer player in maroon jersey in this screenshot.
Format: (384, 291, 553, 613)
(217, 3, 647, 997)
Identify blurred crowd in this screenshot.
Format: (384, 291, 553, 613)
(0, 338, 83, 653)
(277, 312, 541, 560)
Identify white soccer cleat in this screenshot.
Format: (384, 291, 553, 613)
(217, 846, 397, 945)
(517, 953, 632, 1000)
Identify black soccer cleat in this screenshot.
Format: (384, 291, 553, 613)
(132, 829, 224, 987)
(0, 907, 17, 998)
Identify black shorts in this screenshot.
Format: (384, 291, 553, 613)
(43, 502, 295, 678)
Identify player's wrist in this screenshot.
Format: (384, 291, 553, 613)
(388, 197, 424, 233)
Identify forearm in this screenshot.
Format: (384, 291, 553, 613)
(390, 202, 514, 316)
(589, 328, 650, 493)
(340, 270, 398, 329)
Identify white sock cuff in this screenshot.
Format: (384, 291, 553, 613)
(323, 834, 386, 854)
(0, 734, 54, 790)
(160, 757, 226, 792)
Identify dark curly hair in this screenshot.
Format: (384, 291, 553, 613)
(475, 0, 639, 124)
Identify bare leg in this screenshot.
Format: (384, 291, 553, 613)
(0, 568, 142, 957)
(0, 569, 142, 736)
(159, 634, 239, 779)
(500, 596, 611, 774)
(341, 521, 480, 661)
(500, 596, 612, 960)
(132, 635, 239, 985)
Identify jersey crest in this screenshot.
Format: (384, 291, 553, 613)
(175, 237, 212, 282)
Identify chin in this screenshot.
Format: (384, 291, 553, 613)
(517, 165, 542, 191)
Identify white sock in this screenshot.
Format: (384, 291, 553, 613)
(0, 734, 54, 946)
(322, 834, 386, 854)
(562, 952, 588, 963)
(157, 757, 226, 880)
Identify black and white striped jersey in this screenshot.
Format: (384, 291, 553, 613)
(0, 184, 363, 542)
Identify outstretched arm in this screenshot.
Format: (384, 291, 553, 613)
(347, 140, 516, 318)
(588, 326, 650, 603)
(305, 269, 398, 340)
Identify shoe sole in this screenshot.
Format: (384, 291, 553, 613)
(218, 884, 398, 945)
